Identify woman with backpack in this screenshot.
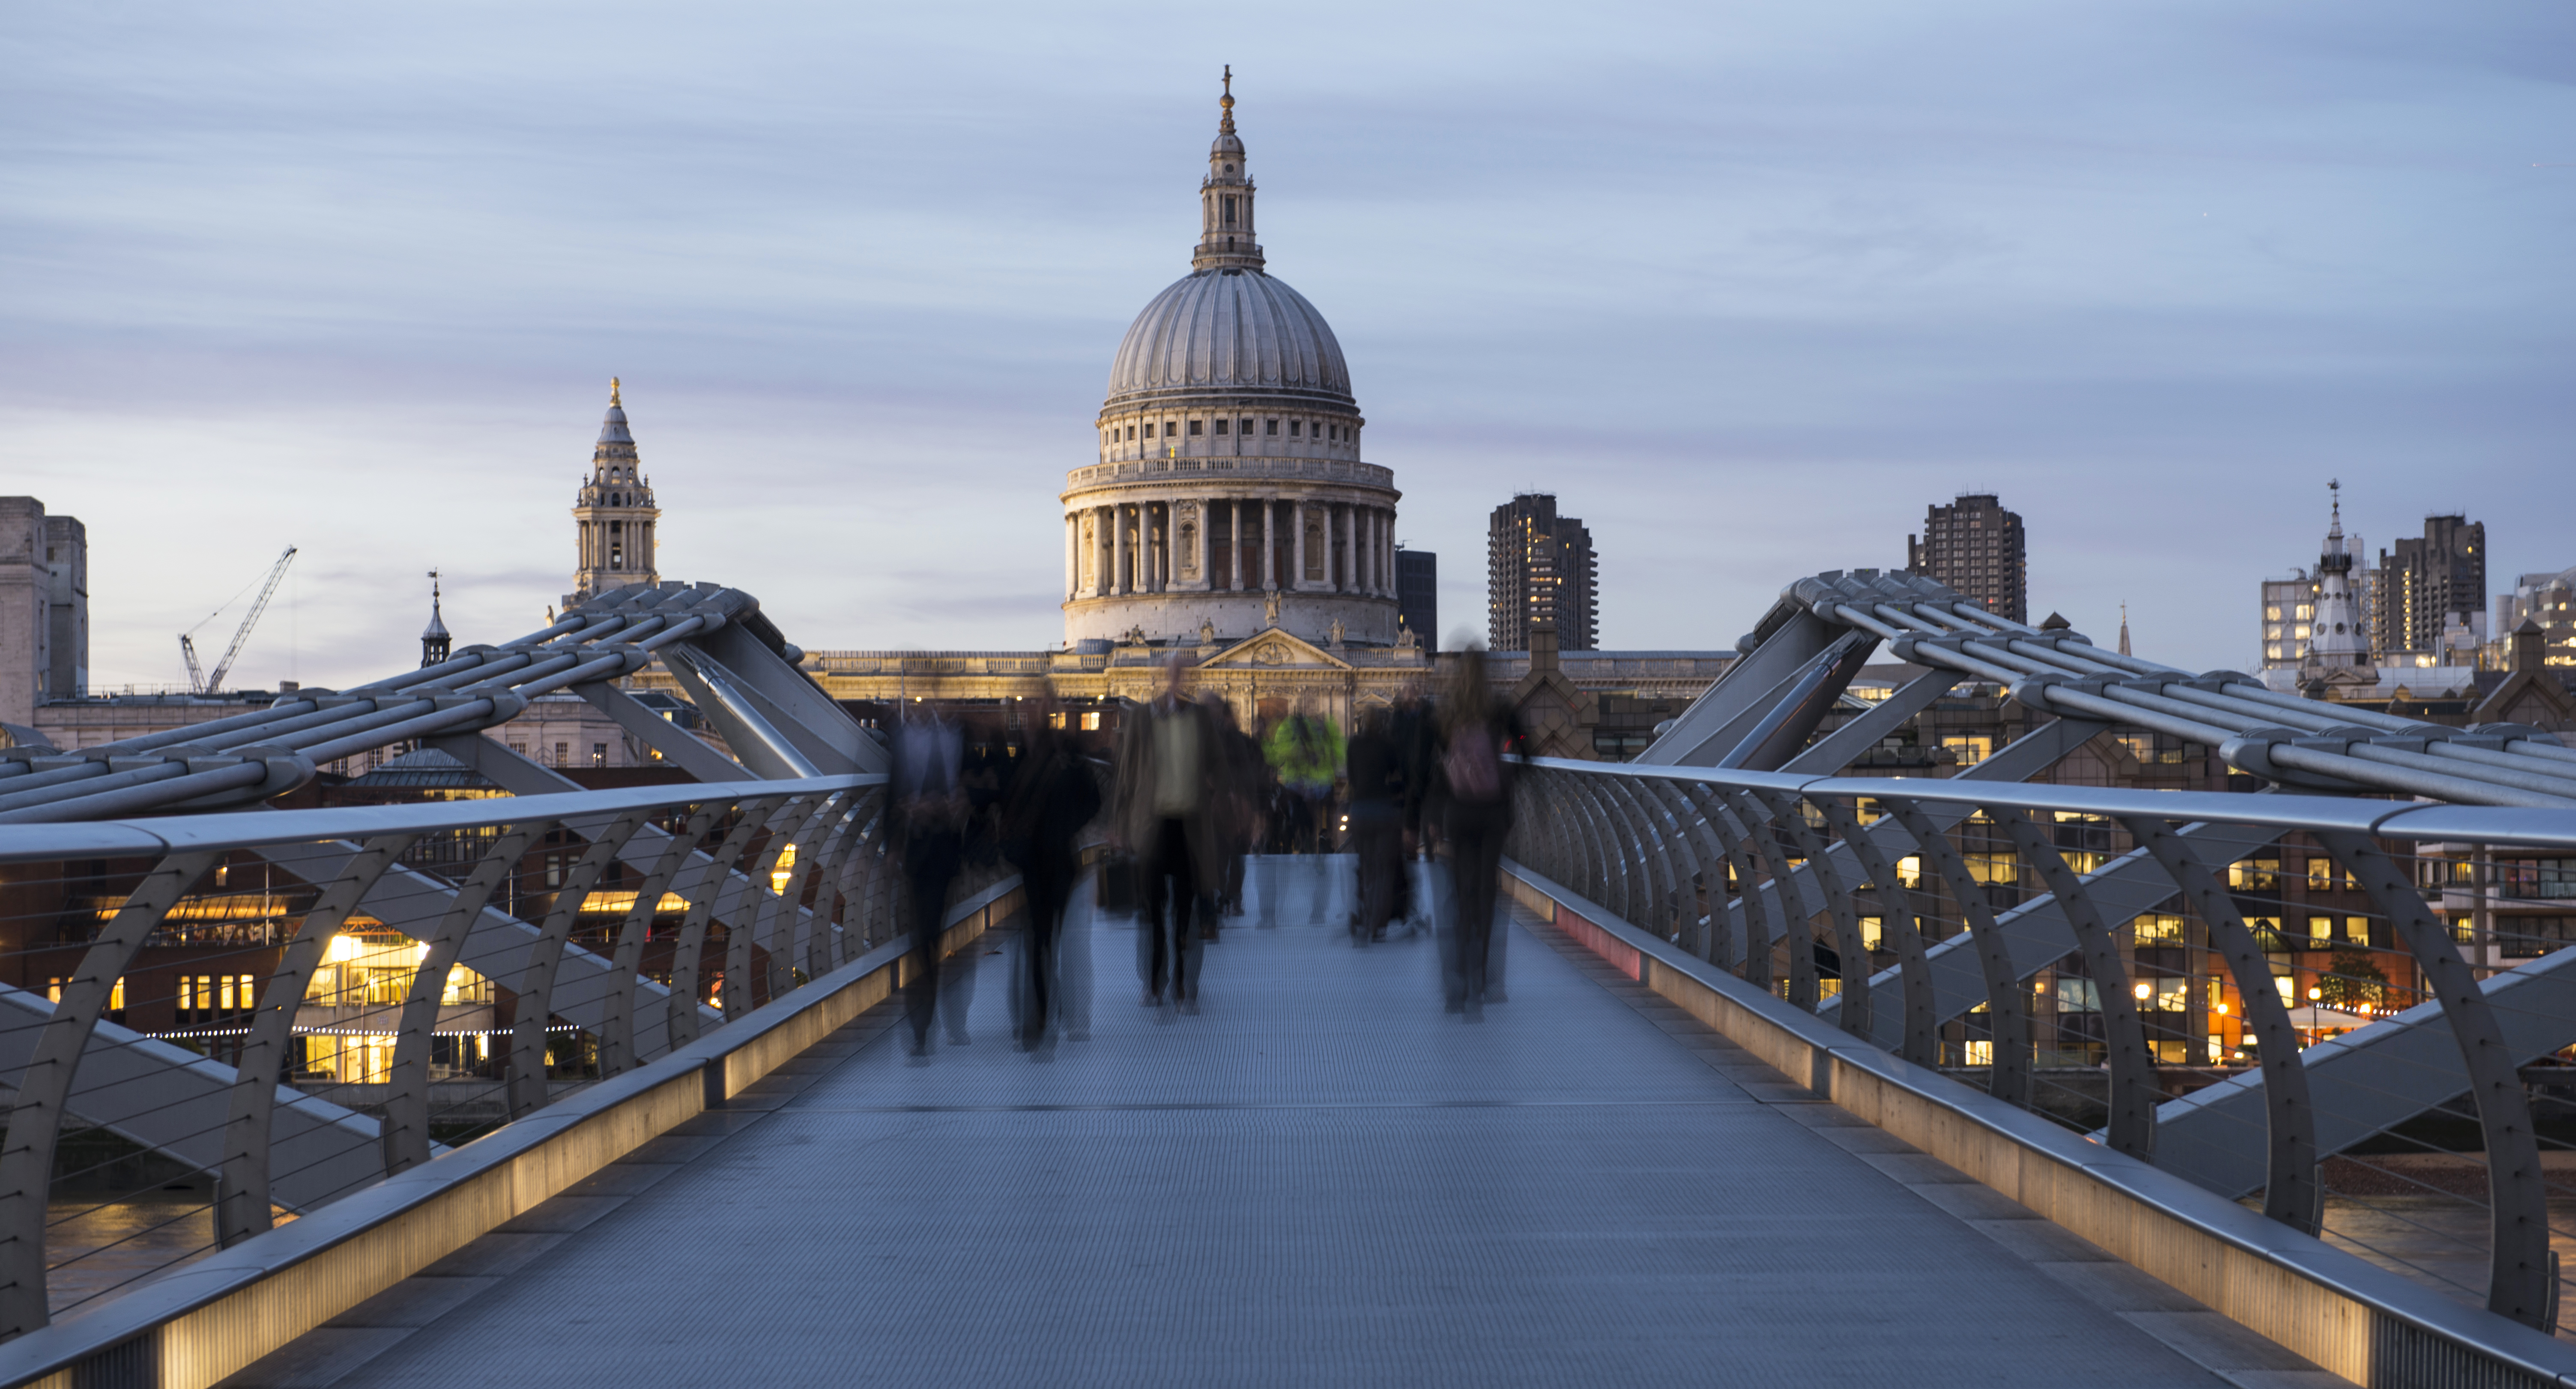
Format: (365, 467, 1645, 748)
(1431, 647, 1524, 1017)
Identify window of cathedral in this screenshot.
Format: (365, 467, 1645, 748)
(1265, 419, 1279, 436)
(1164, 422, 1178, 437)
(1126, 425, 1136, 440)
(1289, 421, 1302, 437)
(1214, 418, 1228, 434)
(1189, 419, 1203, 435)
(1239, 417, 1252, 434)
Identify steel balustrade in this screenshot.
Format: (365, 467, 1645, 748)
(0, 775, 944, 1338)
(1506, 754, 2576, 1331)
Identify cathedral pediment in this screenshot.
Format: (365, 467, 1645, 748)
(1197, 628, 1350, 671)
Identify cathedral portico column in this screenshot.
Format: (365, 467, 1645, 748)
(1291, 500, 1308, 592)
(1193, 498, 1210, 590)
(1097, 505, 1113, 598)
(1350, 510, 1370, 598)
(1262, 497, 1278, 590)
(1229, 499, 1244, 591)
(1366, 507, 1379, 596)
(1064, 513, 1077, 601)
(1112, 504, 1129, 596)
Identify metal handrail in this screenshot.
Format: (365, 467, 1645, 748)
(1508, 754, 2576, 1334)
(0, 774, 914, 1338)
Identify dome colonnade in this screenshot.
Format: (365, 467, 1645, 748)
(1061, 72, 1401, 649)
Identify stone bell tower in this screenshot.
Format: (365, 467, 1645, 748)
(566, 378, 661, 611)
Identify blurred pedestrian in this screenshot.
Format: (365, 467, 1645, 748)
(1112, 656, 1222, 1012)
(891, 703, 970, 1057)
(1389, 678, 1437, 934)
(1431, 648, 1523, 1016)
(1001, 694, 1101, 1051)
(1207, 697, 1263, 934)
(1263, 695, 1343, 923)
(1344, 706, 1403, 943)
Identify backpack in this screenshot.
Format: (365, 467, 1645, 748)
(1444, 724, 1502, 802)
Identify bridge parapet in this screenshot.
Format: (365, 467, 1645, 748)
(1510, 756, 2576, 1379)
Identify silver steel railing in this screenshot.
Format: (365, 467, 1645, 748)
(0, 774, 948, 1338)
(1508, 756, 2576, 1333)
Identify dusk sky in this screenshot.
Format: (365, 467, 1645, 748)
(6, 1, 2571, 691)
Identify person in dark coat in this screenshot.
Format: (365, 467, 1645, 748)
(889, 705, 969, 1057)
(1001, 694, 1101, 1051)
(1344, 707, 1405, 943)
(1111, 656, 1224, 1011)
(1430, 648, 1524, 1017)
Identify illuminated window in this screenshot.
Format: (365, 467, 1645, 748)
(1859, 916, 1884, 951)
(591, 742, 607, 766)
(1964, 851, 2017, 885)
(1941, 733, 1991, 766)
(2134, 913, 2186, 944)
(2228, 856, 2281, 891)
(1895, 855, 1922, 889)
(1081, 712, 1102, 730)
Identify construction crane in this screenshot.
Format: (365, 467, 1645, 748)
(179, 547, 298, 695)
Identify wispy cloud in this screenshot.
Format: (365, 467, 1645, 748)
(3, 0, 2570, 684)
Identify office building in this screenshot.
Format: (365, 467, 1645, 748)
(2374, 513, 2486, 659)
(1907, 493, 2026, 624)
(1488, 493, 1598, 652)
(1396, 546, 1437, 648)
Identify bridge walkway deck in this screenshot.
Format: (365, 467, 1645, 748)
(217, 861, 2335, 1388)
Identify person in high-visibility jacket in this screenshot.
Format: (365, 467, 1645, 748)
(1261, 697, 1343, 924)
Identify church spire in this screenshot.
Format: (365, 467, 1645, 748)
(420, 569, 451, 668)
(2302, 478, 2371, 675)
(1192, 67, 1265, 273)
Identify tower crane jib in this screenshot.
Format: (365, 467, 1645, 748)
(180, 547, 298, 695)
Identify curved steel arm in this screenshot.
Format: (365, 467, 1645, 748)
(508, 810, 655, 1118)
(1724, 789, 1817, 1007)
(729, 797, 830, 1020)
(602, 807, 721, 1076)
(1760, 790, 1871, 1038)
(1818, 799, 1937, 1066)
(219, 833, 419, 1245)
(1883, 799, 2029, 1105)
(665, 798, 789, 1046)
(0, 850, 221, 1337)
(2120, 815, 2320, 1233)
(383, 823, 540, 1175)
(2315, 829, 2552, 1326)
(1994, 809, 2157, 1159)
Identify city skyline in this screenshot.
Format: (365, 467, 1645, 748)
(5, 2, 2571, 689)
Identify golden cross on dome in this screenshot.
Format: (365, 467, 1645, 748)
(610, 376, 622, 407)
